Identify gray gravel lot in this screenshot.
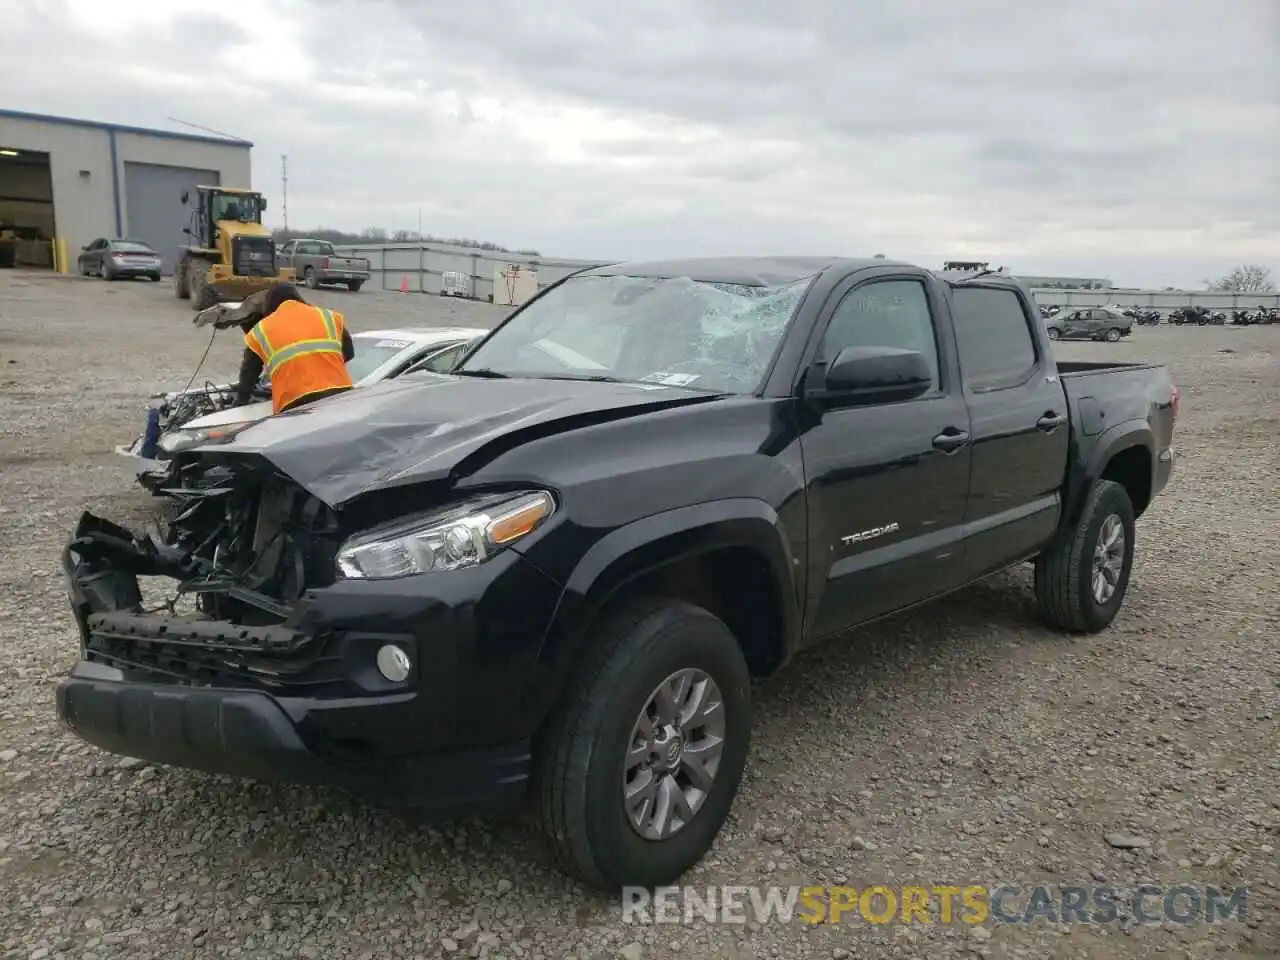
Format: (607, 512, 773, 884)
(0, 271, 1277, 960)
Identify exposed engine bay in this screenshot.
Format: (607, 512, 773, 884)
(67, 471, 350, 692)
(73, 473, 341, 626)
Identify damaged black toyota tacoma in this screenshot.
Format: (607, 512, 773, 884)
(58, 257, 1178, 890)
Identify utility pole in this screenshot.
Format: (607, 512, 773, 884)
(280, 155, 289, 233)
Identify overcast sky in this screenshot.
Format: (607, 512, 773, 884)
(4, 0, 1278, 288)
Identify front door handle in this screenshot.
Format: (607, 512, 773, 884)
(932, 428, 970, 453)
(1037, 412, 1068, 431)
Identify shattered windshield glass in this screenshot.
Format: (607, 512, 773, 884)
(456, 273, 813, 393)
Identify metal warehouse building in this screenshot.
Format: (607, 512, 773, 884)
(0, 109, 251, 275)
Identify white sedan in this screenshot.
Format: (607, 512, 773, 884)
(116, 326, 488, 491)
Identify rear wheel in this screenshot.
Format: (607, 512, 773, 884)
(533, 597, 752, 890)
(304, 266, 317, 289)
(1104, 327, 1122, 342)
(347, 279, 363, 292)
(173, 261, 189, 299)
(1046, 328, 1061, 341)
(1034, 479, 1136, 633)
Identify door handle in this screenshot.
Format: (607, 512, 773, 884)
(1037, 412, 1068, 430)
(932, 428, 970, 453)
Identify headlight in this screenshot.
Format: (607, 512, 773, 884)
(157, 420, 256, 454)
(336, 490, 555, 580)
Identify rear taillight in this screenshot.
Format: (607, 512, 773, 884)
(1170, 384, 1179, 423)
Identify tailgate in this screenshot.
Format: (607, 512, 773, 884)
(333, 258, 368, 272)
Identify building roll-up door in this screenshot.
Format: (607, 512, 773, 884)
(124, 162, 219, 274)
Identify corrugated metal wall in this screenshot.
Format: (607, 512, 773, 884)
(334, 242, 1279, 310)
(332, 241, 609, 302)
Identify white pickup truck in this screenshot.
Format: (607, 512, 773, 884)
(275, 238, 371, 292)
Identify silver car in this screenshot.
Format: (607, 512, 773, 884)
(1045, 307, 1133, 342)
(77, 238, 163, 282)
(115, 326, 488, 491)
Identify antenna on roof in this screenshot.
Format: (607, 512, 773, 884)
(166, 116, 247, 142)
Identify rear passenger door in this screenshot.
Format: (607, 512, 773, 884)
(801, 273, 973, 639)
(949, 285, 1070, 580)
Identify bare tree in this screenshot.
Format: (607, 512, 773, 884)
(1205, 264, 1276, 294)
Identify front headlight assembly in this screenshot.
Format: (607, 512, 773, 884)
(336, 490, 556, 580)
(156, 420, 257, 455)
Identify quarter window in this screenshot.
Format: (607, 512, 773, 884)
(820, 279, 940, 390)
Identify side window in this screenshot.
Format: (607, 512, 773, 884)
(950, 287, 1038, 392)
(820, 279, 940, 389)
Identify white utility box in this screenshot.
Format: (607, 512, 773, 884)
(493, 264, 538, 306)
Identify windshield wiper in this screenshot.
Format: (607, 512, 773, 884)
(452, 368, 509, 378)
(536, 373, 623, 383)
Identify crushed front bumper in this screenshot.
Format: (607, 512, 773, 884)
(55, 512, 555, 814)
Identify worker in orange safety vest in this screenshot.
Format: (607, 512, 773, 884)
(233, 283, 356, 414)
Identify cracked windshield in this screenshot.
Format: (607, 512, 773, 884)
(456, 274, 813, 393)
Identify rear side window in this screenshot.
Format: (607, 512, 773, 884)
(951, 287, 1038, 392)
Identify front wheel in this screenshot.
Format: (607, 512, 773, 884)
(1033, 479, 1136, 633)
(533, 597, 752, 890)
(1046, 328, 1061, 341)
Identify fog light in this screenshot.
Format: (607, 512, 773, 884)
(376, 644, 412, 683)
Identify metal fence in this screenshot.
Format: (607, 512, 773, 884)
(332, 242, 1280, 312)
(1029, 287, 1280, 311)
(332, 242, 608, 302)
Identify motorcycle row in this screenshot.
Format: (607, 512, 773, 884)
(1038, 304, 1280, 326)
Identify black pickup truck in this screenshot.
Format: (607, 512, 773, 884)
(57, 257, 1177, 891)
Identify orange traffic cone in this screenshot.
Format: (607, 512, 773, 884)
(399, 273, 409, 294)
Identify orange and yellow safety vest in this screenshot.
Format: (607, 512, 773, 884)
(244, 301, 353, 414)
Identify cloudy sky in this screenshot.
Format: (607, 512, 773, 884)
(4, 0, 1278, 288)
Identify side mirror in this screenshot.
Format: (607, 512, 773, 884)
(808, 346, 933, 405)
(180, 189, 189, 204)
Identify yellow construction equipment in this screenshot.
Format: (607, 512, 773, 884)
(172, 186, 296, 310)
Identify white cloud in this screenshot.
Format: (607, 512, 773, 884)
(2, 0, 1277, 287)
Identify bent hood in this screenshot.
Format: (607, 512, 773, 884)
(189, 374, 720, 506)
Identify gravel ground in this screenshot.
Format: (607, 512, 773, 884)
(0, 271, 1277, 960)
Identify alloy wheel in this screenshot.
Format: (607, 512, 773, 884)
(623, 668, 726, 841)
(1092, 514, 1126, 604)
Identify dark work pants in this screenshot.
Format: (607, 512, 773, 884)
(280, 385, 352, 413)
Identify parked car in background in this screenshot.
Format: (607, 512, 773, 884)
(275, 238, 371, 291)
(1045, 306, 1133, 342)
(77, 239, 163, 282)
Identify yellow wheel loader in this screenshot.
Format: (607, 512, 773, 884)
(172, 186, 296, 310)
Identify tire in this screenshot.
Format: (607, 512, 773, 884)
(188, 260, 217, 310)
(304, 267, 317, 290)
(150, 273, 161, 283)
(1034, 478, 1136, 634)
(173, 262, 189, 299)
(1104, 327, 1122, 342)
(532, 597, 752, 891)
(1046, 328, 1061, 341)
(347, 280, 363, 292)
(103, 263, 116, 281)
